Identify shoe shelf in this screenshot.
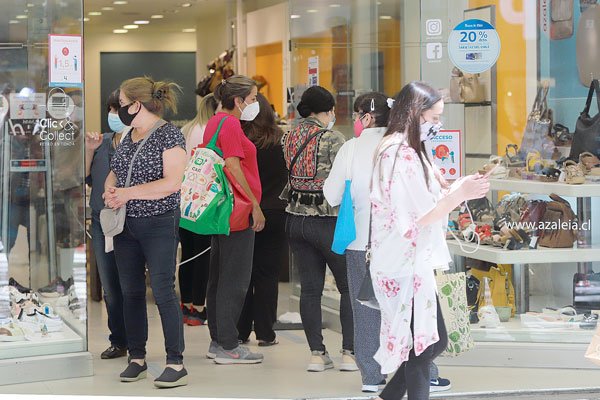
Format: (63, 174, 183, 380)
(1, 322, 84, 360)
(489, 178, 600, 197)
(447, 241, 600, 264)
(471, 318, 595, 344)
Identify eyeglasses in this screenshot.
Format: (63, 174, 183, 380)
(352, 111, 367, 121)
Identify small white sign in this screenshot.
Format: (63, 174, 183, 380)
(47, 89, 75, 120)
(49, 34, 83, 88)
(426, 43, 443, 60)
(10, 93, 46, 120)
(425, 129, 462, 180)
(308, 56, 319, 87)
(448, 19, 501, 74)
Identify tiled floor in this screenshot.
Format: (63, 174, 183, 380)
(2, 285, 600, 398)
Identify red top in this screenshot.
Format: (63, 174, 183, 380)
(203, 112, 262, 202)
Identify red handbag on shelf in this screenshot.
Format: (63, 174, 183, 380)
(223, 167, 253, 232)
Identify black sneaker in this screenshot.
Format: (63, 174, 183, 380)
(430, 377, 451, 392)
(120, 361, 147, 382)
(154, 366, 188, 388)
(9, 278, 31, 294)
(38, 277, 67, 297)
(186, 307, 207, 326)
(101, 345, 127, 359)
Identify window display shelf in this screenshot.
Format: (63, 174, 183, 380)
(1, 322, 85, 360)
(490, 178, 600, 197)
(471, 318, 595, 344)
(447, 241, 600, 264)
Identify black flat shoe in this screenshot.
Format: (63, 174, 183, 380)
(120, 361, 147, 382)
(101, 345, 127, 359)
(258, 339, 279, 347)
(154, 367, 188, 388)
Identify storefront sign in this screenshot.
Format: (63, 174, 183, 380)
(48, 34, 83, 88)
(425, 129, 462, 180)
(448, 19, 501, 74)
(308, 56, 319, 86)
(9, 93, 46, 120)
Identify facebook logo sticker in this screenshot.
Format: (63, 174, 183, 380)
(426, 43, 443, 60)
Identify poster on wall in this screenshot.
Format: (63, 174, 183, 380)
(448, 19, 500, 74)
(425, 129, 462, 180)
(48, 34, 83, 88)
(308, 56, 319, 87)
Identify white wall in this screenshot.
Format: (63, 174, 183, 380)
(84, 32, 196, 132)
(246, 3, 286, 48)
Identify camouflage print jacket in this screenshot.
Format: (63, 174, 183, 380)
(280, 116, 346, 217)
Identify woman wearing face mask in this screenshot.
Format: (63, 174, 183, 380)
(323, 92, 390, 392)
(202, 75, 266, 365)
(85, 89, 128, 361)
(281, 85, 357, 372)
(103, 77, 188, 387)
(370, 82, 490, 400)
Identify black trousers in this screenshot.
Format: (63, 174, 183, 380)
(380, 298, 448, 400)
(237, 209, 287, 342)
(178, 228, 211, 306)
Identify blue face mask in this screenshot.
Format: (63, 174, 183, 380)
(107, 112, 126, 133)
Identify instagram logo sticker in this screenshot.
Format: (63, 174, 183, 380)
(426, 19, 442, 36)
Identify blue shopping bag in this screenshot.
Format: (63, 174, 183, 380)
(331, 179, 357, 254)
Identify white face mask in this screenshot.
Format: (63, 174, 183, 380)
(420, 120, 442, 142)
(326, 112, 336, 130)
(239, 100, 260, 121)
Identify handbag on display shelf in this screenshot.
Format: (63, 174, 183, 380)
(538, 194, 578, 248)
(550, 0, 574, 40)
(520, 82, 555, 159)
(436, 271, 475, 356)
(569, 79, 600, 161)
(449, 67, 485, 103)
(331, 140, 357, 255)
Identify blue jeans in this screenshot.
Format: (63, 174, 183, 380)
(114, 209, 185, 364)
(91, 211, 127, 348)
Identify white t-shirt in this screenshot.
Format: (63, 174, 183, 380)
(185, 123, 207, 157)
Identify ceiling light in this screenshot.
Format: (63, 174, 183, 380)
(290, 14, 301, 19)
(113, 29, 128, 33)
(182, 28, 196, 33)
(113, 1, 128, 4)
(181, 3, 192, 7)
(379, 15, 392, 20)
(151, 14, 164, 19)
(88, 11, 102, 16)
(83, 18, 90, 22)
(134, 20, 149, 24)
(27, 3, 34, 7)
(123, 24, 138, 29)
(16, 15, 28, 19)
(9, 20, 19, 24)
(102, 7, 114, 11)
(307, 9, 318, 13)
(330, 4, 341, 7)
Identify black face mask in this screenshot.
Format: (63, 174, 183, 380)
(118, 102, 140, 126)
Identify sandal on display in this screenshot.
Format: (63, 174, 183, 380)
(551, 123, 573, 146)
(505, 144, 525, 167)
(564, 160, 586, 184)
(579, 151, 600, 175)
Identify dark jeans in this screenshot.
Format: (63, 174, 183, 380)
(178, 228, 211, 306)
(207, 228, 255, 350)
(91, 211, 127, 348)
(238, 209, 287, 342)
(380, 298, 448, 400)
(286, 214, 353, 353)
(114, 209, 184, 364)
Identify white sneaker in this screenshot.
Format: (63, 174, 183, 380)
(0, 322, 26, 342)
(339, 349, 359, 371)
(307, 350, 334, 372)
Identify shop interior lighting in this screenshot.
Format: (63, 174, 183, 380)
(330, 4, 341, 7)
(83, 18, 90, 22)
(306, 9, 318, 13)
(9, 20, 19, 24)
(16, 15, 28, 19)
(182, 28, 196, 33)
(134, 20, 150, 24)
(113, 1, 128, 4)
(123, 24, 139, 29)
(290, 14, 301, 19)
(379, 15, 392, 19)
(102, 7, 114, 11)
(151, 15, 164, 19)
(181, 3, 192, 7)
(113, 29, 128, 33)
(88, 11, 102, 16)
(27, 3, 34, 7)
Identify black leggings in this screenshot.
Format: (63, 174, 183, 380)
(380, 297, 448, 400)
(178, 228, 211, 306)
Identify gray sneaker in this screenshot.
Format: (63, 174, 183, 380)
(307, 350, 334, 372)
(214, 345, 264, 365)
(206, 340, 219, 359)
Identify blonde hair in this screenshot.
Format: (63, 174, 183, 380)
(181, 93, 218, 141)
(213, 75, 256, 110)
(120, 76, 181, 116)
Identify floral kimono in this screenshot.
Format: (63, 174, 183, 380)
(369, 133, 451, 374)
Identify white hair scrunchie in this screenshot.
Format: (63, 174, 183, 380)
(386, 98, 395, 108)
